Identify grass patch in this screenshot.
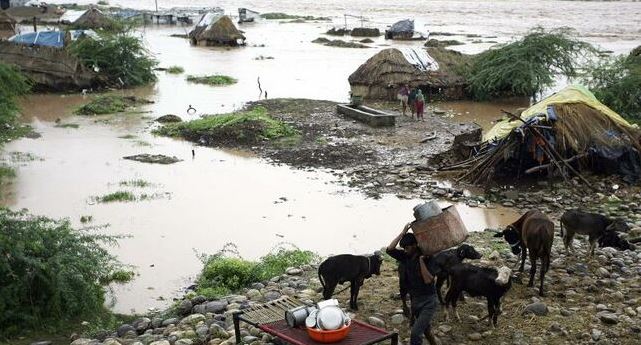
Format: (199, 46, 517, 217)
(96, 191, 136, 203)
(119, 179, 151, 188)
(196, 243, 317, 299)
(186, 75, 237, 86)
(54, 123, 80, 129)
(80, 215, 93, 223)
(0, 165, 16, 189)
(155, 107, 299, 146)
(260, 12, 330, 21)
(75, 96, 150, 116)
(166, 66, 185, 74)
(118, 134, 137, 139)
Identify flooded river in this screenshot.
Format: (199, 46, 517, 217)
(4, 0, 641, 313)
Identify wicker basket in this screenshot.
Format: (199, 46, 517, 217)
(410, 205, 468, 256)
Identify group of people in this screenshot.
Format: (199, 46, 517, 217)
(397, 84, 426, 120)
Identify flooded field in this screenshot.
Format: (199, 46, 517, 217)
(4, 0, 641, 313)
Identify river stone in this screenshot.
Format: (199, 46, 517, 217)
(102, 339, 122, 345)
(162, 318, 179, 326)
(246, 289, 262, 300)
(117, 324, 136, 337)
(193, 304, 207, 314)
(243, 336, 258, 343)
(176, 340, 193, 345)
(178, 300, 193, 316)
(597, 312, 619, 324)
(71, 340, 93, 345)
(367, 316, 385, 328)
(133, 317, 151, 333)
(286, 268, 303, 275)
(152, 317, 164, 328)
(197, 325, 210, 338)
(438, 325, 452, 334)
(597, 267, 610, 278)
(191, 295, 207, 305)
(524, 302, 548, 316)
(264, 291, 281, 301)
(391, 314, 405, 324)
(180, 313, 206, 326)
(30, 342, 52, 345)
(592, 329, 602, 341)
(206, 300, 229, 313)
(468, 333, 483, 341)
(211, 324, 229, 338)
(150, 341, 171, 345)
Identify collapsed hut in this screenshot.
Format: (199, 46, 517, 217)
(443, 85, 641, 185)
(189, 13, 245, 46)
(0, 10, 16, 38)
(59, 7, 112, 29)
(348, 47, 471, 101)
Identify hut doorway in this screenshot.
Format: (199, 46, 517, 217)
(1, 0, 10, 10)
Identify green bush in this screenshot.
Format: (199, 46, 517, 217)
(466, 27, 595, 100)
(0, 63, 31, 134)
(68, 32, 157, 87)
(186, 75, 237, 86)
(0, 208, 133, 336)
(195, 244, 316, 299)
(166, 66, 185, 74)
(583, 52, 641, 120)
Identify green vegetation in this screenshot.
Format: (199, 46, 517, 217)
(0, 165, 15, 188)
(118, 134, 137, 139)
(155, 107, 299, 146)
(54, 123, 80, 129)
(97, 0, 109, 5)
(260, 13, 330, 21)
(0, 64, 32, 143)
(583, 50, 641, 120)
(0, 208, 133, 337)
(466, 27, 595, 100)
(119, 179, 151, 188)
(166, 66, 185, 74)
(75, 95, 149, 115)
(96, 191, 136, 203)
(80, 215, 93, 223)
(196, 244, 317, 299)
(186, 75, 237, 86)
(68, 32, 157, 87)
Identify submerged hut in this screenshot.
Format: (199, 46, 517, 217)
(385, 19, 416, 40)
(189, 13, 245, 46)
(59, 7, 112, 29)
(0, 10, 16, 38)
(444, 85, 641, 184)
(348, 47, 471, 101)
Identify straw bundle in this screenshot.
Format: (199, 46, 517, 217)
(0, 11, 16, 34)
(190, 15, 245, 46)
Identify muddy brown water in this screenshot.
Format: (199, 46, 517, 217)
(4, 0, 641, 313)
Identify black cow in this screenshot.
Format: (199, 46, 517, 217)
(560, 209, 631, 256)
(431, 244, 483, 304)
(598, 230, 635, 251)
(318, 252, 383, 310)
(445, 264, 512, 327)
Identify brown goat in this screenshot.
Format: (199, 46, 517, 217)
(494, 210, 554, 296)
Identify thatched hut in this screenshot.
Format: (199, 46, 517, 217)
(445, 85, 641, 184)
(189, 14, 245, 46)
(348, 47, 472, 101)
(60, 7, 112, 29)
(0, 10, 16, 38)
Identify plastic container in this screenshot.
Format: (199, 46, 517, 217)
(413, 201, 442, 221)
(306, 324, 351, 343)
(317, 306, 344, 330)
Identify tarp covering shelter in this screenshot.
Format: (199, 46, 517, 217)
(385, 19, 415, 39)
(59, 7, 112, 29)
(189, 13, 245, 46)
(9, 31, 65, 48)
(444, 85, 641, 184)
(238, 8, 259, 23)
(348, 47, 471, 100)
(0, 10, 16, 37)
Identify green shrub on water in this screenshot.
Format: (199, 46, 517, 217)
(260, 12, 330, 21)
(155, 107, 299, 145)
(0, 63, 32, 142)
(466, 27, 596, 100)
(0, 208, 133, 336)
(119, 179, 151, 188)
(97, 191, 136, 203)
(166, 66, 185, 74)
(75, 95, 150, 115)
(196, 243, 317, 299)
(186, 74, 237, 86)
(68, 32, 157, 87)
(583, 51, 641, 120)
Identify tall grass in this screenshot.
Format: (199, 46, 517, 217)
(0, 64, 31, 141)
(0, 208, 133, 336)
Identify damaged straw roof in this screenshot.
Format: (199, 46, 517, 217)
(189, 13, 245, 46)
(443, 85, 641, 186)
(0, 10, 16, 35)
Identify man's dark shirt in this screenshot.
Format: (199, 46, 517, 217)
(387, 248, 439, 298)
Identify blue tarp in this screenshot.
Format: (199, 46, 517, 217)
(9, 31, 65, 48)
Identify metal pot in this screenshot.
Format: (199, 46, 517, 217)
(413, 201, 442, 221)
(285, 306, 309, 328)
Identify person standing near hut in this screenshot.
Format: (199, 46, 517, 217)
(415, 89, 425, 121)
(408, 87, 419, 118)
(398, 84, 410, 115)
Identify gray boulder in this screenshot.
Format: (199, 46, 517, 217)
(524, 302, 548, 316)
(178, 300, 194, 316)
(206, 300, 229, 313)
(117, 324, 136, 337)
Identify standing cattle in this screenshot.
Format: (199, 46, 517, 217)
(494, 210, 554, 296)
(430, 244, 483, 304)
(560, 209, 631, 256)
(318, 252, 383, 310)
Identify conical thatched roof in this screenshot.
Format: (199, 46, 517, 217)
(189, 14, 245, 46)
(73, 8, 112, 29)
(348, 47, 472, 100)
(0, 10, 16, 33)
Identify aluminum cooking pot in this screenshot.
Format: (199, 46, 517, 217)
(285, 306, 309, 328)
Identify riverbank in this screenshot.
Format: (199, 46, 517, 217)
(64, 228, 641, 345)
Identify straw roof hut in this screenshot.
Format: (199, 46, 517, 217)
(0, 10, 16, 38)
(348, 47, 472, 101)
(189, 14, 245, 46)
(60, 7, 112, 29)
(445, 85, 641, 184)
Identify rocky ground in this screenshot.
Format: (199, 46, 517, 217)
(68, 230, 641, 345)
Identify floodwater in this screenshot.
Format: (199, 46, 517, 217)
(4, 0, 641, 313)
